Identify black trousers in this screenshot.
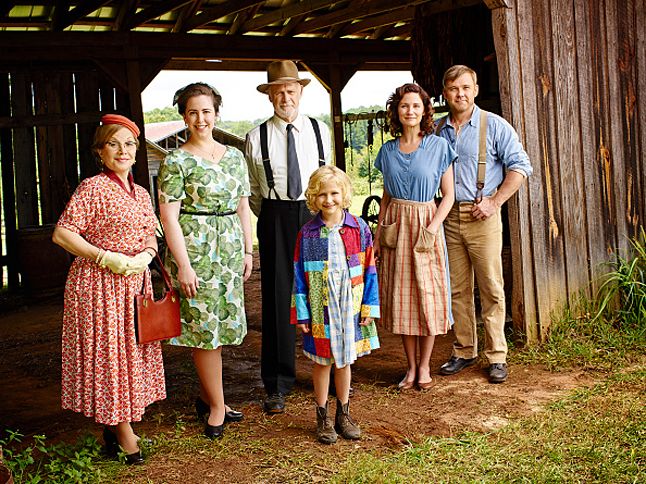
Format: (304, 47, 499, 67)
(257, 198, 313, 395)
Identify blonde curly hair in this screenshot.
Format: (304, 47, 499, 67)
(305, 165, 353, 214)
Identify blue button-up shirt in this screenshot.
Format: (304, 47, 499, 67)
(436, 104, 533, 202)
(374, 134, 456, 202)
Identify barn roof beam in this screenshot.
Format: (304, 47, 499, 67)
(0, 32, 410, 65)
(125, 0, 194, 31)
(241, 0, 341, 33)
(292, 0, 429, 35)
(183, 0, 265, 32)
(52, 0, 111, 31)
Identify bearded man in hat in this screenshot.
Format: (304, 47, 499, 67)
(245, 60, 331, 414)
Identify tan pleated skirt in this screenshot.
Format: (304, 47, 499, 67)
(378, 198, 452, 336)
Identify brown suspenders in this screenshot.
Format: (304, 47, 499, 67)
(436, 110, 488, 202)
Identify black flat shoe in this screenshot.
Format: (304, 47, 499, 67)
(204, 422, 224, 440)
(103, 427, 145, 465)
(439, 356, 477, 375)
(197, 397, 244, 423)
(224, 408, 244, 423)
(124, 450, 144, 465)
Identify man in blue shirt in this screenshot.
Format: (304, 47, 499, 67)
(435, 65, 533, 383)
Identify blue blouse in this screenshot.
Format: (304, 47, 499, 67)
(374, 134, 457, 202)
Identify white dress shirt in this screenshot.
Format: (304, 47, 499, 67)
(245, 113, 331, 216)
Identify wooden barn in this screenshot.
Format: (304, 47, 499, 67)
(0, 0, 643, 342)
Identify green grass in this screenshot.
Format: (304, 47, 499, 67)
(330, 367, 645, 483)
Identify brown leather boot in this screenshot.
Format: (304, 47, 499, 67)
(335, 399, 361, 440)
(316, 403, 337, 444)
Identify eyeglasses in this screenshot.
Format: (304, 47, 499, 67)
(105, 140, 137, 151)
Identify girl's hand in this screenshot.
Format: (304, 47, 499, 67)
(298, 323, 311, 334)
(243, 253, 253, 281)
(373, 239, 381, 261)
(178, 264, 199, 298)
(360, 317, 373, 327)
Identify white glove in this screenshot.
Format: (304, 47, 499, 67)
(122, 250, 154, 276)
(98, 250, 134, 275)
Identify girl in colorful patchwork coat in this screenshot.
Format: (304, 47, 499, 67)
(291, 165, 380, 444)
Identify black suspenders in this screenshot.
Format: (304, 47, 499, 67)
(259, 117, 325, 200)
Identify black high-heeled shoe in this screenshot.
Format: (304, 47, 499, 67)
(103, 427, 145, 465)
(195, 396, 244, 423)
(103, 427, 119, 456)
(203, 422, 224, 440)
(195, 396, 210, 421)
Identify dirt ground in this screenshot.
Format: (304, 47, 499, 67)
(0, 259, 596, 482)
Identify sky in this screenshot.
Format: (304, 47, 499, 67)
(141, 70, 414, 121)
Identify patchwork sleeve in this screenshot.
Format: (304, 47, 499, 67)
(290, 231, 311, 325)
(359, 220, 380, 319)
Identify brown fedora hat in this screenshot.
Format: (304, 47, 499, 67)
(257, 60, 311, 93)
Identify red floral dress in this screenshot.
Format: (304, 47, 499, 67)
(57, 174, 166, 425)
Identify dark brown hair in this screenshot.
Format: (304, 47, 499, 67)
(385, 83, 434, 137)
(173, 82, 222, 115)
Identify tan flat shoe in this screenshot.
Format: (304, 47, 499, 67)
(397, 378, 415, 391)
(417, 379, 433, 390)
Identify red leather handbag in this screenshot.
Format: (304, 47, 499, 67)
(134, 255, 181, 344)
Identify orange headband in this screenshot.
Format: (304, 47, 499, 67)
(100, 114, 140, 137)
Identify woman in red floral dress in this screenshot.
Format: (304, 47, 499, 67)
(53, 114, 166, 465)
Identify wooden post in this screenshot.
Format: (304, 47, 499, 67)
(126, 59, 150, 190)
(329, 67, 345, 171)
(304, 60, 357, 171)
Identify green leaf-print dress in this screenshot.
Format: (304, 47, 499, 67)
(158, 147, 250, 349)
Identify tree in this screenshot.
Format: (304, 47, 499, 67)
(144, 106, 182, 124)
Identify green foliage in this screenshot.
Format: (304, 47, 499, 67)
(594, 226, 646, 327)
(0, 431, 105, 483)
(143, 106, 182, 124)
(217, 120, 255, 138)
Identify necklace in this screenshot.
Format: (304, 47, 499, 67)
(191, 141, 217, 161)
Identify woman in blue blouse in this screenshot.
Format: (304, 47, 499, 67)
(374, 83, 456, 391)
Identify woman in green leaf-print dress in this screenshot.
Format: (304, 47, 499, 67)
(158, 83, 253, 440)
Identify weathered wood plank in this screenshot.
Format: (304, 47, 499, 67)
(74, 71, 101, 180)
(45, 73, 71, 221)
(33, 72, 54, 224)
(0, 111, 103, 129)
(60, 73, 80, 202)
(529, 0, 568, 339)
(635, 0, 646, 229)
(551, 0, 590, 298)
(0, 73, 19, 288)
(605, 0, 629, 252)
(615, 0, 641, 238)
(99, 78, 116, 113)
(126, 60, 150, 191)
(572, 0, 609, 290)
(492, 1, 539, 340)
(11, 72, 39, 228)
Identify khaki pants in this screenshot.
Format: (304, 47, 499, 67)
(444, 203, 507, 364)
